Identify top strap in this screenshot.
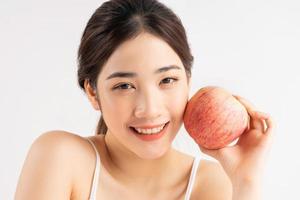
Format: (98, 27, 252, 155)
(86, 138, 101, 200)
(184, 156, 201, 200)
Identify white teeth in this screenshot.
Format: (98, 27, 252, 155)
(133, 124, 165, 135)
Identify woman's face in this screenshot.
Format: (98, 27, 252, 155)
(95, 32, 191, 159)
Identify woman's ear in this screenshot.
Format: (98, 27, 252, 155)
(84, 79, 101, 111)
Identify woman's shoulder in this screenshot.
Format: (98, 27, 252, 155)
(15, 130, 97, 199)
(171, 150, 232, 199)
(32, 130, 96, 160)
(29, 130, 98, 177)
(37, 130, 100, 198)
(192, 158, 232, 200)
(33, 129, 100, 171)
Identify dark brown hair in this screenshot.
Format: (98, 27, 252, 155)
(77, 0, 194, 135)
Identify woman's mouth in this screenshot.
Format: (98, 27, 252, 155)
(129, 121, 170, 141)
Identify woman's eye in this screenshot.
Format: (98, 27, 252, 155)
(112, 77, 178, 91)
(113, 83, 133, 90)
(160, 77, 178, 85)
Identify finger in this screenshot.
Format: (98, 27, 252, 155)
(199, 145, 232, 164)
(259, 113, 276, 147)
(264, 113, 275, 135)
(199, 145, 220, 159)
(233, 95, 265, 132)
(251, 111, 270, 132)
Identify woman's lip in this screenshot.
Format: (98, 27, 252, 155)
(129, 122, 170, 141)
(130, 121, 169, 129)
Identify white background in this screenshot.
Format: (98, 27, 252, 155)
(1, 0, 299, 199)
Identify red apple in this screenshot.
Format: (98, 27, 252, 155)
(183, 86, 249, 149)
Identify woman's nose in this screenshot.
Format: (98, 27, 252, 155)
(134, 91, 162, 119)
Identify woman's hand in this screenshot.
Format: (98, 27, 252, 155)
(199, 95, 276, 185)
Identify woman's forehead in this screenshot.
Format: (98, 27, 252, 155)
(105, 34, 182, 67)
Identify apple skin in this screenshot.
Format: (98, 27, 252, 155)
(183, 86, 249, 150)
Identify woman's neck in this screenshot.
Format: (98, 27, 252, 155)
(103, 131, 180, 191)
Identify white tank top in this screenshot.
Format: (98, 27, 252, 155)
(86, 138, 200, 200)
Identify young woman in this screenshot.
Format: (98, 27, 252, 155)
(15, 0, 275, 199)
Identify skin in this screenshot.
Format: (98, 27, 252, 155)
(14, 32, 274, 199)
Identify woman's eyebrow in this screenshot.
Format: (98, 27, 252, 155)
(105, 65, 181, 80)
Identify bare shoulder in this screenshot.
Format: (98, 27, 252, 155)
(191, 159, 232, 200)
(26, 130, 96, 164)
(15, 130, 97, 200)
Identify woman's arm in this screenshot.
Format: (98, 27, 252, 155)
(199, 95, 275, 200)
(14, 131, 74, 200)
(232, 178, 262, 200)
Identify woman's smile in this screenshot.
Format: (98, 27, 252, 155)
(129, 121, 170, 141)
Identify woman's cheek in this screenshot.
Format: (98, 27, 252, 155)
(167, 88, 189, 116)
(107, 97, 131, 115)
